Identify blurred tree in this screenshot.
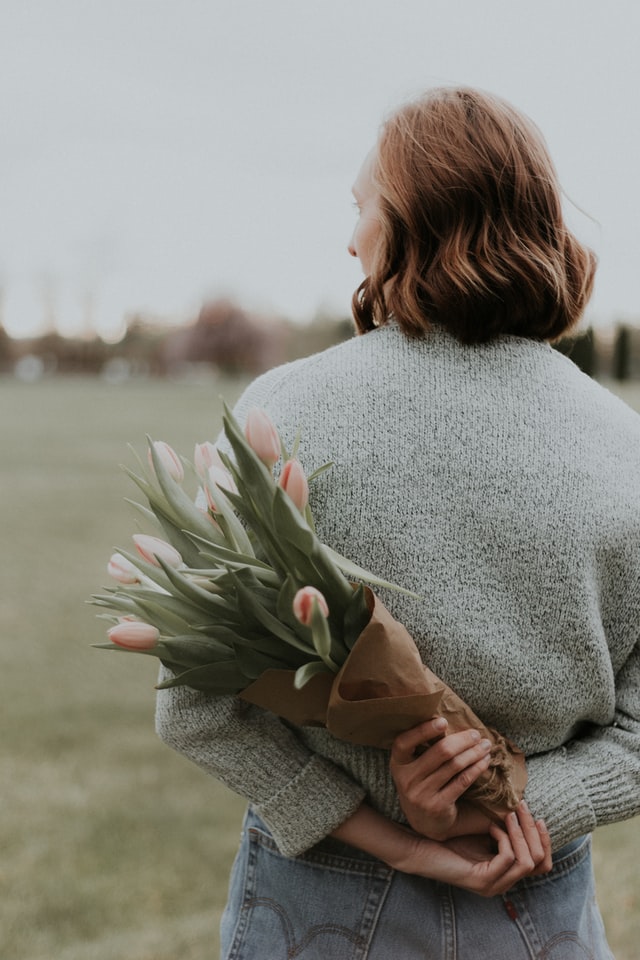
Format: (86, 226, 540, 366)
(553, 327, 597, 378)
(283, 310, 354, 362)
(163, 298, 286, 375)
(612, 324, 631, 381)
(0, 323, 13, 373)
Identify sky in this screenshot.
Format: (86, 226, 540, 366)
(1, 0, 639, 339)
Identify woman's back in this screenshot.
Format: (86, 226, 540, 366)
(230, 322, 640, 766)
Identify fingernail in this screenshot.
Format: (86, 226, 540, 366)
(470, 730, 481, 742)
(433, 717, 447, 731)
(480, 739, 492, 751)
(521, 800, 529, 812)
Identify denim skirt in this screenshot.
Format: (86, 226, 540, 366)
(219, 807, 614, 960)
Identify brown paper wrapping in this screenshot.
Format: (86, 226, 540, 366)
(240, 590, 527, 822)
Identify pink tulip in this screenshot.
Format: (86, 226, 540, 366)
(108, 552, 141, 584)
(194, 441, 225, 478)
(208, 465, 238, 496)
(244, 408, 281, 467)
(148, 441, 184, 482)
(293, 586, 329, 626)
(203, 483, 218, 515)
(279, 459, 309, 512)
(196, 492, 221, 529)
(108, 621, 160, 650)
(201, 468, 233, 516)
(133, 534, 183, 569)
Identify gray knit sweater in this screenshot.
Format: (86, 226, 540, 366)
(155, 323, 640, 858)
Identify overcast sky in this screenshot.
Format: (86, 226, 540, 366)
(1, 0, 639, 339)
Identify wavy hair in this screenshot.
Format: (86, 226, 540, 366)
(352, 87, 596, 343)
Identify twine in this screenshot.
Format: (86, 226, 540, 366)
(464, 728, 521, 811)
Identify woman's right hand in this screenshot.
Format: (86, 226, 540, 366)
(389, 716, 495, 840)
(394, 801, 552, 897)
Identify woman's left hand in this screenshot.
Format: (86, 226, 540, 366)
(390, 716, 494, 840)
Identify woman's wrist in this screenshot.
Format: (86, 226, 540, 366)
(330, 802, 430, 872)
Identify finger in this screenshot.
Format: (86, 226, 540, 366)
(471, 823, 518, 894)
(434, 745, 493, 802)
(530, 819, 553, 875)
(390, 717, 448, 765)
(408, 734, 493, 794)
(504, 811, 535, 872)
(511, 803, 553, 877)
(514, 802, 544, 865)
(479, 822, 532, 896)
(396, 728, 487, 775)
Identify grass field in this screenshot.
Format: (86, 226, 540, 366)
(1, 373, 639, 960)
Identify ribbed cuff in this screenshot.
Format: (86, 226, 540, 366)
(254, 754, 366, 857)
(524, 749, 596, 850)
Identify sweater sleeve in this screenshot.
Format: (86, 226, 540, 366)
(155, 679, 365, 856)
(154, 361, 366, 857)
(524, 637, 640, 850)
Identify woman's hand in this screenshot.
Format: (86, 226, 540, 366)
(390, 717, 494, 840)
(332, 801, 552, 898)
(396, 802, 553, 897)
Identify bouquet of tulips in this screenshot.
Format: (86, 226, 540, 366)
(92, 404, 527, 820)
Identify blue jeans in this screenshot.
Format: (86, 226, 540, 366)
(220, 807, 614, 960)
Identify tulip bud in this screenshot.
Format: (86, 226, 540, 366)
(293, 586, 329, 626)
(203, 483, 218, 515)
(208, 465, 238, 496)
(194, 441, 225, 478)
(201, 468, 234, 516)
(133, 534, 183, 569)
(108, 621, 160, 650)
(148, 441, 184, 482)
(244, 408, 281, 468)
(108, 552, 141, 584)
(279, 459, 309, 512)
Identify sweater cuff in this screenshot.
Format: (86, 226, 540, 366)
(524, 748, 597, 850)
(254, 753, 366, 857)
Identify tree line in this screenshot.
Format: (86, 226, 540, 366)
(1, 298, 639, 382)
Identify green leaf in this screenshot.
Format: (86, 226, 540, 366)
(271, 485, 316, 553)
(228, 571, 315, 655)
(191, 621, 296, 659)
(234, 644, 294, 679)
(184, 534, 280, 586)
(113, 547, 175, 591)
(306, 460, 334, 483)
(323, 545, 421, 598)
(342, 583, 372, 650)
(217, 487, 291, 577)
(158, 635, 234, 666)
(155, 659, 249, 695)
(125, 596, 198, 635)
(146, 439, 228, 545)
(221, 406, 278, 521)
(156, 558, 240, 618)
(293, 659, 333, 690)
(276, 575, 304, 628)
(199, 468, 254, 554)
(124, 498, 160, 528)
(309, 600, 340, 671)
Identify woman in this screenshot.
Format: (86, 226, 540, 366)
(156, 88, 640, 958)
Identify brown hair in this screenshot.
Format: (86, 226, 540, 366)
(352, 87, 596, 344)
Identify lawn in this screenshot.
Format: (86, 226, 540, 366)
(1, 372, 638, 960)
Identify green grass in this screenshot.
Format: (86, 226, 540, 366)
(1, 374, 639, 959)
